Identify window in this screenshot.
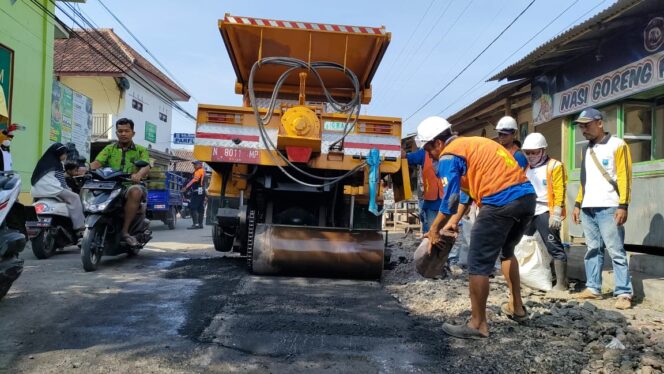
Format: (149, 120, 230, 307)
(574, 105, 618, 169)
(159, 112, 167, 122)
(132, 99, 143, 112)
(623, 103, 653, 163)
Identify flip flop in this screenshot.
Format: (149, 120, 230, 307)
(442, 322, 488, 339)
(501, 302, 529, 323)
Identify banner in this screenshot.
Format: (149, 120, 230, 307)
(173, 133, 195, 145)
(0, 44, 13, 126)
(532, 16, 664, 124)
(50, 81, 93, 160)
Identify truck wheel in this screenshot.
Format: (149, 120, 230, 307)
(31, 230, 56, 259)
(213, 224, 233, 252)
(167, 207, 177, 230)
(81, 226, 103, 272)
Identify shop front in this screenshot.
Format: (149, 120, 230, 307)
(530, 14, 664, 249)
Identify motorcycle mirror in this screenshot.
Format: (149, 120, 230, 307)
(133, 160, 149, 168)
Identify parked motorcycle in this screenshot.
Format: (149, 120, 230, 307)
(180, 189, 191, 219)
(26, 178, 84, 259)
(79, 161, 152, 272)
(0, 171, 28, 300)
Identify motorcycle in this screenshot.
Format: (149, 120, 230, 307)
(0, 171, 29, 300)
(180, 189, 191, 219)
(26, 177, 85, 259)
(79, 161, 152, 272)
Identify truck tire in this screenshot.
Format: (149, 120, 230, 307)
(31, 230, 56, 259)
(81, 226, 103, 272)
(167, 207, 177, 230)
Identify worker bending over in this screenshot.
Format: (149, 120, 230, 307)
(417, 116, 536, 339)
(522, 133, 569, 291)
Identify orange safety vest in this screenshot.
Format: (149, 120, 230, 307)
(442, 137, 529, 205)
(422, 152, 444, 201)
(527, 158, 567, 218)
(506, 143, 521, 156)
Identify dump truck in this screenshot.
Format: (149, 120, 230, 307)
(195, 14, 411, 279)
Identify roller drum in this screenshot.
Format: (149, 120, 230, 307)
(251, 224, 384, 279)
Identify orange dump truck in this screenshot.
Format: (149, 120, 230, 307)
(196, 14, 410, 278)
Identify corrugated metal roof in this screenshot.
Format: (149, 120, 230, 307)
(490, 0, 645, 81)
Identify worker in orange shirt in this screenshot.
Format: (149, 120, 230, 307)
(417, 116, 536, 339)
(182, 161, 206, 229)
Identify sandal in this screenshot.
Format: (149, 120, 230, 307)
(442, 322, 488, 339)
(501, 302, 529, 323)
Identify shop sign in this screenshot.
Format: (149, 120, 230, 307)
(532, 16, 664, 124)
(145, 121, 157, 143)
(0, 44, 14, 126)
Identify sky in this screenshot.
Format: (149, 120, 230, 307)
(56, 0, 615, 139)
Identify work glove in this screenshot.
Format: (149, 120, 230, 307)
(549, 206, 563, 231)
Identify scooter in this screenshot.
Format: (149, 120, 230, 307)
(0, 171, 28, 300)
(79, 161, 152, 272)
(26, 175, 85, 259)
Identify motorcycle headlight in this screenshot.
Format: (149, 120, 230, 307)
(82, 189, 121, 212)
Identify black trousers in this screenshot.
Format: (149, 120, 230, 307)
(525, 211, 567, 261)
(189, 194, 205, 226)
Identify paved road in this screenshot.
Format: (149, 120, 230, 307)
(0, 219, 446, 373)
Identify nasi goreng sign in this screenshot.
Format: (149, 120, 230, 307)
(531, 16, 664, 124)
(553, 53, 662, 117)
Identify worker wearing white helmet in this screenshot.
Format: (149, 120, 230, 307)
(417, 115, 536, 339)
(522, 132, 569, 291)
(495, 116, 528, 169)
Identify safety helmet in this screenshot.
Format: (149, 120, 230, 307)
(522, 132, 548, 150)
(496, 116, 518, 132)
(415, 116, 452, 147)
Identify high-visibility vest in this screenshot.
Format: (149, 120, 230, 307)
(422, 152, 443, 201)
(442, 137, 528, 205)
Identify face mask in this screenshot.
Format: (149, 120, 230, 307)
(526, 151, 545, 167)
(2, 140, 10, 147)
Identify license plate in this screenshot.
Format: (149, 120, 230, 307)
(26, 217, 52, 228)
(212, 147, 260, 164)
(182, 202, 188, 206)
(154, 204, 166, 209)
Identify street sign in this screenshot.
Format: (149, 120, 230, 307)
(173, 133, 195, 145)
(145, 121, 157, 143)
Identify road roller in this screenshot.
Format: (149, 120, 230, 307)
(195, 14, 411, 279)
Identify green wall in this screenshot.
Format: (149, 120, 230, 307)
(0, 0, 55, 192)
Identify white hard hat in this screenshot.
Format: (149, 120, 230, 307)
(522, 132, 548, 150)
(415, 116, 452, 147)
(496, 116, 518, 132)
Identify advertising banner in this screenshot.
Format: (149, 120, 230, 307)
(51, 81, 93, 160)
(532, 16, 664, 124)
(0, 44, 13, 126)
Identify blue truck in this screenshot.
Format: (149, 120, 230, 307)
(146, 172, 186, 230)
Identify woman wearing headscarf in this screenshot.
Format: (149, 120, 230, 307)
(31, 143, 85, 233)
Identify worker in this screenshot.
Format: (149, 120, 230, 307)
(90, 118, 151, 247)
(572, 108, 633, 310)
(402, 146, 443, 235)
(521, 132, 569, 291)
(182, 160, 206, 230)
(495, 116, 528, 169)
(417, 116, 536, 339)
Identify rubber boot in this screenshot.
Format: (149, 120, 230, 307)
(553, 260, 568, 291)
(188, 211, 199, 230)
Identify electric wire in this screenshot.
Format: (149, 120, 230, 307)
(404, 0, 537, 123)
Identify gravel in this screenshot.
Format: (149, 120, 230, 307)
(383, 233, 664, 373)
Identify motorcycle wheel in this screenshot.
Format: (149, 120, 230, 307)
(167, 207, 177, 230)
(0, 282, 12, 301)
(81, 226, 103, 272)
(31, 230, 56, 259)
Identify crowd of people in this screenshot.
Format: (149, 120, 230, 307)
(406, 107, 634, 339)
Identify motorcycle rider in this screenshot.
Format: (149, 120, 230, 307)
(89, 118, 150, 247)
(31, 143, 85, 235)
(182, 160, 206, 229)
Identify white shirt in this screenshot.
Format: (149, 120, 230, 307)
(526, 163, 549, 216)
(581, 136, 625, 208)
(1, 149, 11, 171)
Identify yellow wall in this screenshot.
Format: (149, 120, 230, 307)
(59, 76, 123, 114)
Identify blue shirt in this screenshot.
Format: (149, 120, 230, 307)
(514, 150, 528, 170)
(437, 155, 534, 215)
(406, 148, 441, 210)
